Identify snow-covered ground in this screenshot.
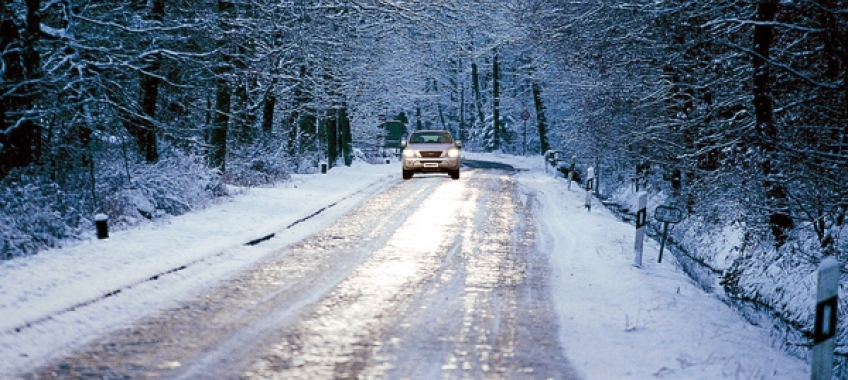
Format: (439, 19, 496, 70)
(1, 154, 810, 379)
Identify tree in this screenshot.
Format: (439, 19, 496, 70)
(208, 0, 236, 172)
(0, 0, 43, 177)
(492, 50, 501, 151)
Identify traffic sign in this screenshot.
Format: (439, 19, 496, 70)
(654, 206, 683, 224)
(654, 205, 683, 263)
(520, 109, 530, 121)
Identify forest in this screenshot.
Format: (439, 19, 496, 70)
(2, 0, 848, 370)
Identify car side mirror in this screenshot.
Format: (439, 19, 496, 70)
(455, 141, 462, 149)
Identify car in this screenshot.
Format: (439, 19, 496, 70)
(401, 130, 461, 180)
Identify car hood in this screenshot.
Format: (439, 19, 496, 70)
(406, 143, 456, 150)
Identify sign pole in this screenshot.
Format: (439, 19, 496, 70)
(658, 222, 669, 263)
(811, 257, 839, 380)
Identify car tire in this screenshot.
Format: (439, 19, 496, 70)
(403, 170, 413, 180)
(450, 170, 460, 180)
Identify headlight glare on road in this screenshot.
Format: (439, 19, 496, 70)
(447, 148, 460, 158)
(403, 149, 416, 158)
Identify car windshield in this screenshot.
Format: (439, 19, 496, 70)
(409, 132, 453, 144)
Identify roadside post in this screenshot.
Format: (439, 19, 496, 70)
(320, 162, 328, 174)
(544, 150, 560, 174)
(568, 156, 576, 190)
(633, 192, 647, 267)
(654, 205, 683, 263)
(811, 257, 839, 380)
(585, 167, 595, 211)
(95, 214, 109, 239)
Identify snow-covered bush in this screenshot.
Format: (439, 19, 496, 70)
(96, 150, 226, 227)
(0, 169, 91, 258)
(222, 140, 293, 186)
(0, 150, 228, 259)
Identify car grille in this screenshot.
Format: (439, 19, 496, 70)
(420, 151, 443, 158)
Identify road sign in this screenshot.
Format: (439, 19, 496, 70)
(654, 205, 683, 263)
(654, 206, 683, 224)
(520, 109, 530, 121)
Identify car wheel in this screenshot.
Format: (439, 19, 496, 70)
(403, 170, 413, 180)
(450, 170, 460, 180)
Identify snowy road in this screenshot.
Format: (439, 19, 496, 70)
(22, 169, 577, 379)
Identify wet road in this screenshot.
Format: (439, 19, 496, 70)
(26, 168, 577, 379)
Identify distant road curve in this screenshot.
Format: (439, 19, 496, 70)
(461, 158, 516, 171)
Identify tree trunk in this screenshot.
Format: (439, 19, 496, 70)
(492, 52, 500, 151)
(233, 81, 250, 142)
(288, 111, 298, 156)
(471, 60, 485, 128)
(326, 111, 338, 168)
(138, 57, 161, 163)
(753, 0, 792, 247)
(532, 81, 549, 155)
(339, 107, 353, 166)
(459, 81, 466, 142)
(124, 0, 164, 163)
(209, 79, 231, 171)
(0, 0, 42, 178)
(209, 0, 235, 171)
(262, 92, 275, 133)
(232, 51, 256, 144)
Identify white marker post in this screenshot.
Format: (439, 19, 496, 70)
(568, 156, 576, 190)
(633, 191, 647, 268)
(585, 167, 595, 211)
(811, 257, 839, 380)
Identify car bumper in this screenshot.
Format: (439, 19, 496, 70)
(402, 158, 460, 172)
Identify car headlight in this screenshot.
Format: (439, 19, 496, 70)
(403, 149, 417, 158)
(447, 148, 460, 158)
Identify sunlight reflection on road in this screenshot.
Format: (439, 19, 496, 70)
(246, 177, 470, 379)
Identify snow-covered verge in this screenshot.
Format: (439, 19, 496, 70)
(516, 168, 808, 380)
(0, 153, 811, 379)
(602, 165, 847, 376)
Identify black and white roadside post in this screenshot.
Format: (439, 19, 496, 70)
(544, 150, 560, 175)
(585, 167, 595, 211)
(811, 257, 839, 380)
(95, 213, 109, 239)
(654, 206, 683, 263)
(633, 191, 647, 267)
(568, 156, 576, 190)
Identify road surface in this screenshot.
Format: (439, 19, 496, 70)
(25, 167, 577, 379)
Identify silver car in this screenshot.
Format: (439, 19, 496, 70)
(401, 130, 461, 180)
